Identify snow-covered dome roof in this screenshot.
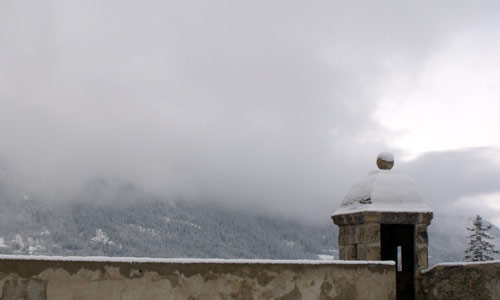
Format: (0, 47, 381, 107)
(333, 153, 432, 216)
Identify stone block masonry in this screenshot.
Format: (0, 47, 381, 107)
(0, 256, 396, 300)
(420, 261, 500, 300)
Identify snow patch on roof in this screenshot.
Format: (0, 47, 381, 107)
(377, 152, 394, 162)
(333, 170, 432, 216)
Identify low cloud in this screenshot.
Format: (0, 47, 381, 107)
(399, 148, 500, 217)
(1, 1, 500, 223)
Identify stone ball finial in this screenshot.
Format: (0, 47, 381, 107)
(377, 152, 394, 170)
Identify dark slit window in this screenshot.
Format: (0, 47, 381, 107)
(381, 224, 415, 300)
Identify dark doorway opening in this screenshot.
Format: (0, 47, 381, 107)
(381, 224, 415, 300)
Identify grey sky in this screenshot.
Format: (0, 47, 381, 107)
(1, 1, 500, 224)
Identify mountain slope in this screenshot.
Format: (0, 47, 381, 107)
(1, 179, 498, 263)
(0, 196, 338, 259)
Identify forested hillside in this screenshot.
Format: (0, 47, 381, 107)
(0, 193, 338, 259)
(0, 177, 498, 263)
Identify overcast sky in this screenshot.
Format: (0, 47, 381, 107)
(1, 1, 500, 225)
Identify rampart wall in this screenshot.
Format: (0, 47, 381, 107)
(0, 256, 395, 300)
(420, 261, 500, 300)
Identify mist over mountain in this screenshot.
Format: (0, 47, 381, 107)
(0, 182, 338, 259)
(1, 176, 499, 264)
(2, 0, 500, 249)
(428, 213, 500, 265)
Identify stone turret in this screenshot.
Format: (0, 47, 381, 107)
(332, 153, 433, 300)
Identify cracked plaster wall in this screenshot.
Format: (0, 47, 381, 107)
(0, 258, 395, 300)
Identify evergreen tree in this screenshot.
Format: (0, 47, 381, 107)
(464, 215, 499, 261)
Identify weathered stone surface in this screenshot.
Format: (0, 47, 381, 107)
(338, 224, 380, 246)
(415, 224, 429, 244)
(338, 225, 356, 245)
(376, 157, 394, 170)
(357, 223, 380, 244)
(420, 261, 500, 300)
(0, 276, 45, 300)
(342, 245, 357, 260)
(357, 244, 381, 260)
(0, 257, 396, 300)
(332, 211, 433, 226)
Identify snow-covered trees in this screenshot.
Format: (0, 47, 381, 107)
(464, 215, 499, 261)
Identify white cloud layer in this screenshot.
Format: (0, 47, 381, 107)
(375, 27, 500, 159)
(1, 0, 500, 223)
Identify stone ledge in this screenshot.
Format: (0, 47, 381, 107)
(332, 211, 433, 226)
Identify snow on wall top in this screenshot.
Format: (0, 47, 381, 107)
(421, 260, 500, 274)
(0, 255, 395, 266)
(333, 169, 432, 216)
